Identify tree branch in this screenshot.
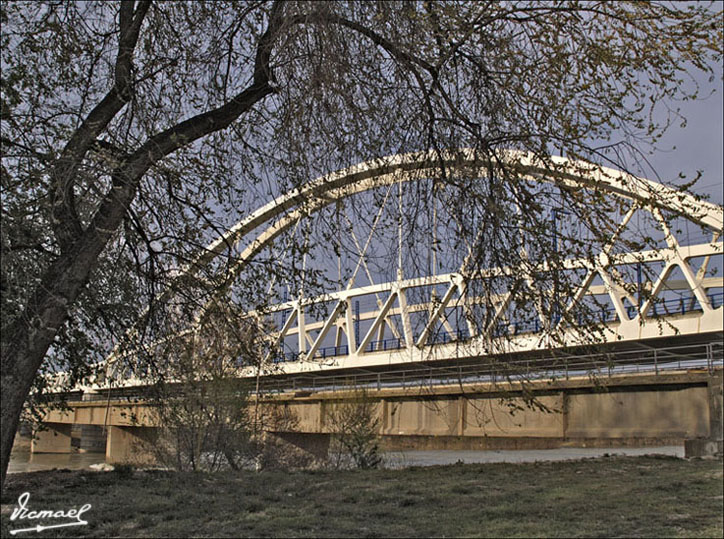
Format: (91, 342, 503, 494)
(85, 1, 286, 253)
(318, 11, 437, 76)
(50, 0, 151, 253)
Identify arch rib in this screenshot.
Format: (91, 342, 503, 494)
(105, 149, 723, 374)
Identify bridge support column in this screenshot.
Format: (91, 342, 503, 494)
(79, 425, 107, 453)
(381, 399, 388, 432)
(31, 423, 72, 453)
(458, 397, 466, 436)
(708, 372, 723, 441)
(106, 426, 157, 465)
(685, 371, 723, 458)
(561, 391, 570, 438)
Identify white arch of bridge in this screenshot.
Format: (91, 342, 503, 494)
(107, 149, 723, 381)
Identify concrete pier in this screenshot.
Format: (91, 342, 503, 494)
(31, 423, 72, 453)
(684, 371, 723, 457)
(105, 426, 158, 465)
(79, 425, 107, 453)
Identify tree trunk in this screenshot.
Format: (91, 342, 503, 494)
(0, 0, 285, 492)
(1, 232, 113, 490)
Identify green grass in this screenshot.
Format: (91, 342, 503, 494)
(1, 456, 722, 538)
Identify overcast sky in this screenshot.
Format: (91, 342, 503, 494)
(645, 73, 723, 205)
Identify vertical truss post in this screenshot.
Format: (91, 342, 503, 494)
(345, 298, 356, 354)
(551, 208, 570, 326)
(398, 175, 403, 281)
(396, 286, 414, 348)
(355, 300, 360, 350)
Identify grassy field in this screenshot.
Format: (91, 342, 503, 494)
(1, 455, 722, 538)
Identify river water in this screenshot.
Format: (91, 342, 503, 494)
(8, 451, 107, 474)
(8, 445, 684, 474)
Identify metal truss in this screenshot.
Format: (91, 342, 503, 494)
(104, 149, 723, 383)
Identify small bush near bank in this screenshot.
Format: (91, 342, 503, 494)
(112, 464, 135, 478)
(325, 388, 382, 469)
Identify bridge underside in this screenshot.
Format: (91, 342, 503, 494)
(32, 367, 723, 462)
(33, 334, 723, 463)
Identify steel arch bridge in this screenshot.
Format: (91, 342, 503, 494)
(109, 149, 723, 385)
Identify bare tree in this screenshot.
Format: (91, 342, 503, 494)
(326, 387, 382, 469)
(1, 0, 721, 489)
(144, 303, 268, 472)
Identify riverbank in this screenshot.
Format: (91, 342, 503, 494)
(7, 445, 685, 474)
(2, 455, 722, 537)
(7, 451, 106, 474)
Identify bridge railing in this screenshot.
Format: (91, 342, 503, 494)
(260, 341, 723, 395)
(75, 341, 722, 402)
